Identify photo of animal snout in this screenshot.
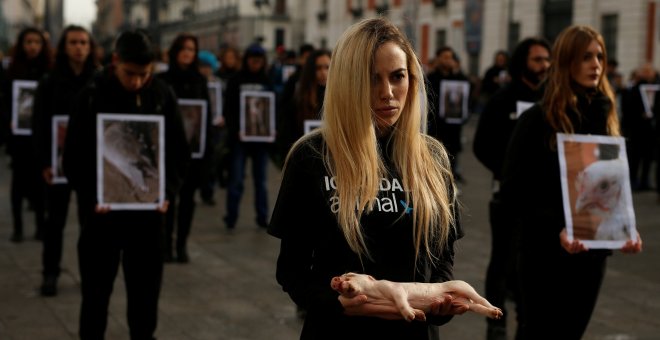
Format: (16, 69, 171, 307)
(330, 272, 503, 322)
(102, 120, 160, 203)
(574, 158, 631, 240)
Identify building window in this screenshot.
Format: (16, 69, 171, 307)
(543, 0, 573, 43)
(435, 29, 447, 50)
(274, 0, 286, 15)
(507, 21, 520, 53)
(275, 28, 285, 49)
(601, 14, 618, 60)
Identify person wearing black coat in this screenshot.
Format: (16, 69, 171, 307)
(62, 30, 189, 340)
(1, 27, 51, 243)
(222, 43, 275, 229)
(473, 37, 550, 340)
(501, 25, 642, 340)
(32, 25, 98, 296)
(157, 33, 213, 263)
(426, 46, 470, 182)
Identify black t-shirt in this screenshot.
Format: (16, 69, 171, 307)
(268, 133, 463, 340)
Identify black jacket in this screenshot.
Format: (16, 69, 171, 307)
(473, 80, 545, 180)
(32, 64, 97, 171)
(425, 69, 469, 155)
(62, 66, 190, 215)
(156, 67, 213, 162)
(269, 133, 463, 340)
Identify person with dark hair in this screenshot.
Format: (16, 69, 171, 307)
(473, 36, 551, 340)
(62, 29, 189, 339)
(223, 43, 274, 229)
(31, 25, 98, 296)
(480, 50, 510, 100)
(501, 25, 642, 340)
(1, 27, 51, 243)
(426, 46, 470, 182)
(157, 33, 212, 263)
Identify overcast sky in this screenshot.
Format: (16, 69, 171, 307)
(64, 0, 96, 29)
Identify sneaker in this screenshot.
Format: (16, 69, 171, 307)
(40, 276, 58, 297)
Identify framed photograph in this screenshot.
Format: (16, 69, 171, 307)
(557, 133, 637, 249)
(282, 64, 297, 83)
(97, 114, 165, 210)
(51, 116, 69, 184)
(239, 90, 276, 142)
(178, 98, 207, 159)
(515, 101, 534, 119)
(639, 84, 660, 119)
(439, 80, 470, 124)
(207, 80, 223, 122)
(11, 80, 38, 135)
(304, 119, 322, 134)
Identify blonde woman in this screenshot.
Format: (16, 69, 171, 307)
(501, 25, 642, 339)
(268, 18, 467, 339)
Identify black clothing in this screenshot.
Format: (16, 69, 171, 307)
(426, 69, 470, 176)
(501, 92, 613, 340)
(32, 63, 96, 280)
(473, 79, 544, 338)
(157, 67, 212, 261)
(269, 134, 463, 340)
(1, 60, 48, 240)
(621, 82, 657, 189)
(223, 68, 274, 227)
(63, 67, 189, 339)
(481, 65, 507, 98)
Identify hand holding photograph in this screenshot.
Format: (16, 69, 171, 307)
(557, 133, 637, 249)
(97, 114, 165, 210)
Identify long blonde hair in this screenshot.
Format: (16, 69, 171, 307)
(542, 25, 620, 138)
(316, 17, 456, 264)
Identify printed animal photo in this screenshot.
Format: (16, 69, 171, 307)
(439, 80, 470, 124)
(178, 99, 207, 159)
(207, 80, 223, 122)
(11, 80, 38, 135)
(557, 133, 637, 249)
(240, 90, 276, 142)
(51, 116, 69, 184)
(97, 114, 164, 210)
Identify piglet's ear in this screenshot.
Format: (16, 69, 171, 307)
(367, 275, 376, 281)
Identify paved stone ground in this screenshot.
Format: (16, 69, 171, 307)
(0, 118, 658, 340)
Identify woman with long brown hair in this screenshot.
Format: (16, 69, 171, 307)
(502, 25, 642, 339)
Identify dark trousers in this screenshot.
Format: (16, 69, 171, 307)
(10, 154, 45, 235)
(225, 143, 269, 226)
(484, 194, 521, 336)
(78, 211, 164, 340)
(516, 251, 606, 340)
(627, 123, 655, 188)
(42, 184, 73, 277)
(165, 164, 201, 255)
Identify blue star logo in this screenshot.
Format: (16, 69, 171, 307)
(399, 200, 413, 214)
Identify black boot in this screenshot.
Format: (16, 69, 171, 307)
(40, 275, 58, 297)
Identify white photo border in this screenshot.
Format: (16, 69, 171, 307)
(557, 133, 637, 249)
(207, 80, 223, 121)
(51, 115, 69, 184)
(11, 80, 38, 136)
(639, 84, 660, 119)
(177, 98, 207, 159)
(97, 113, 165, 210)
(304, 119, 322, 134)
(239, 90, 276, 142)
(438, 80, 470, 124)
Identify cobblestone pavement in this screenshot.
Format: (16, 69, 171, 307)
(0, 119, 658, 339)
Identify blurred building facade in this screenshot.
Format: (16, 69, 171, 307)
(0, 0, 63, 52)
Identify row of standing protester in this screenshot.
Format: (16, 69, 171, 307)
(475, 26, 644, 340)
